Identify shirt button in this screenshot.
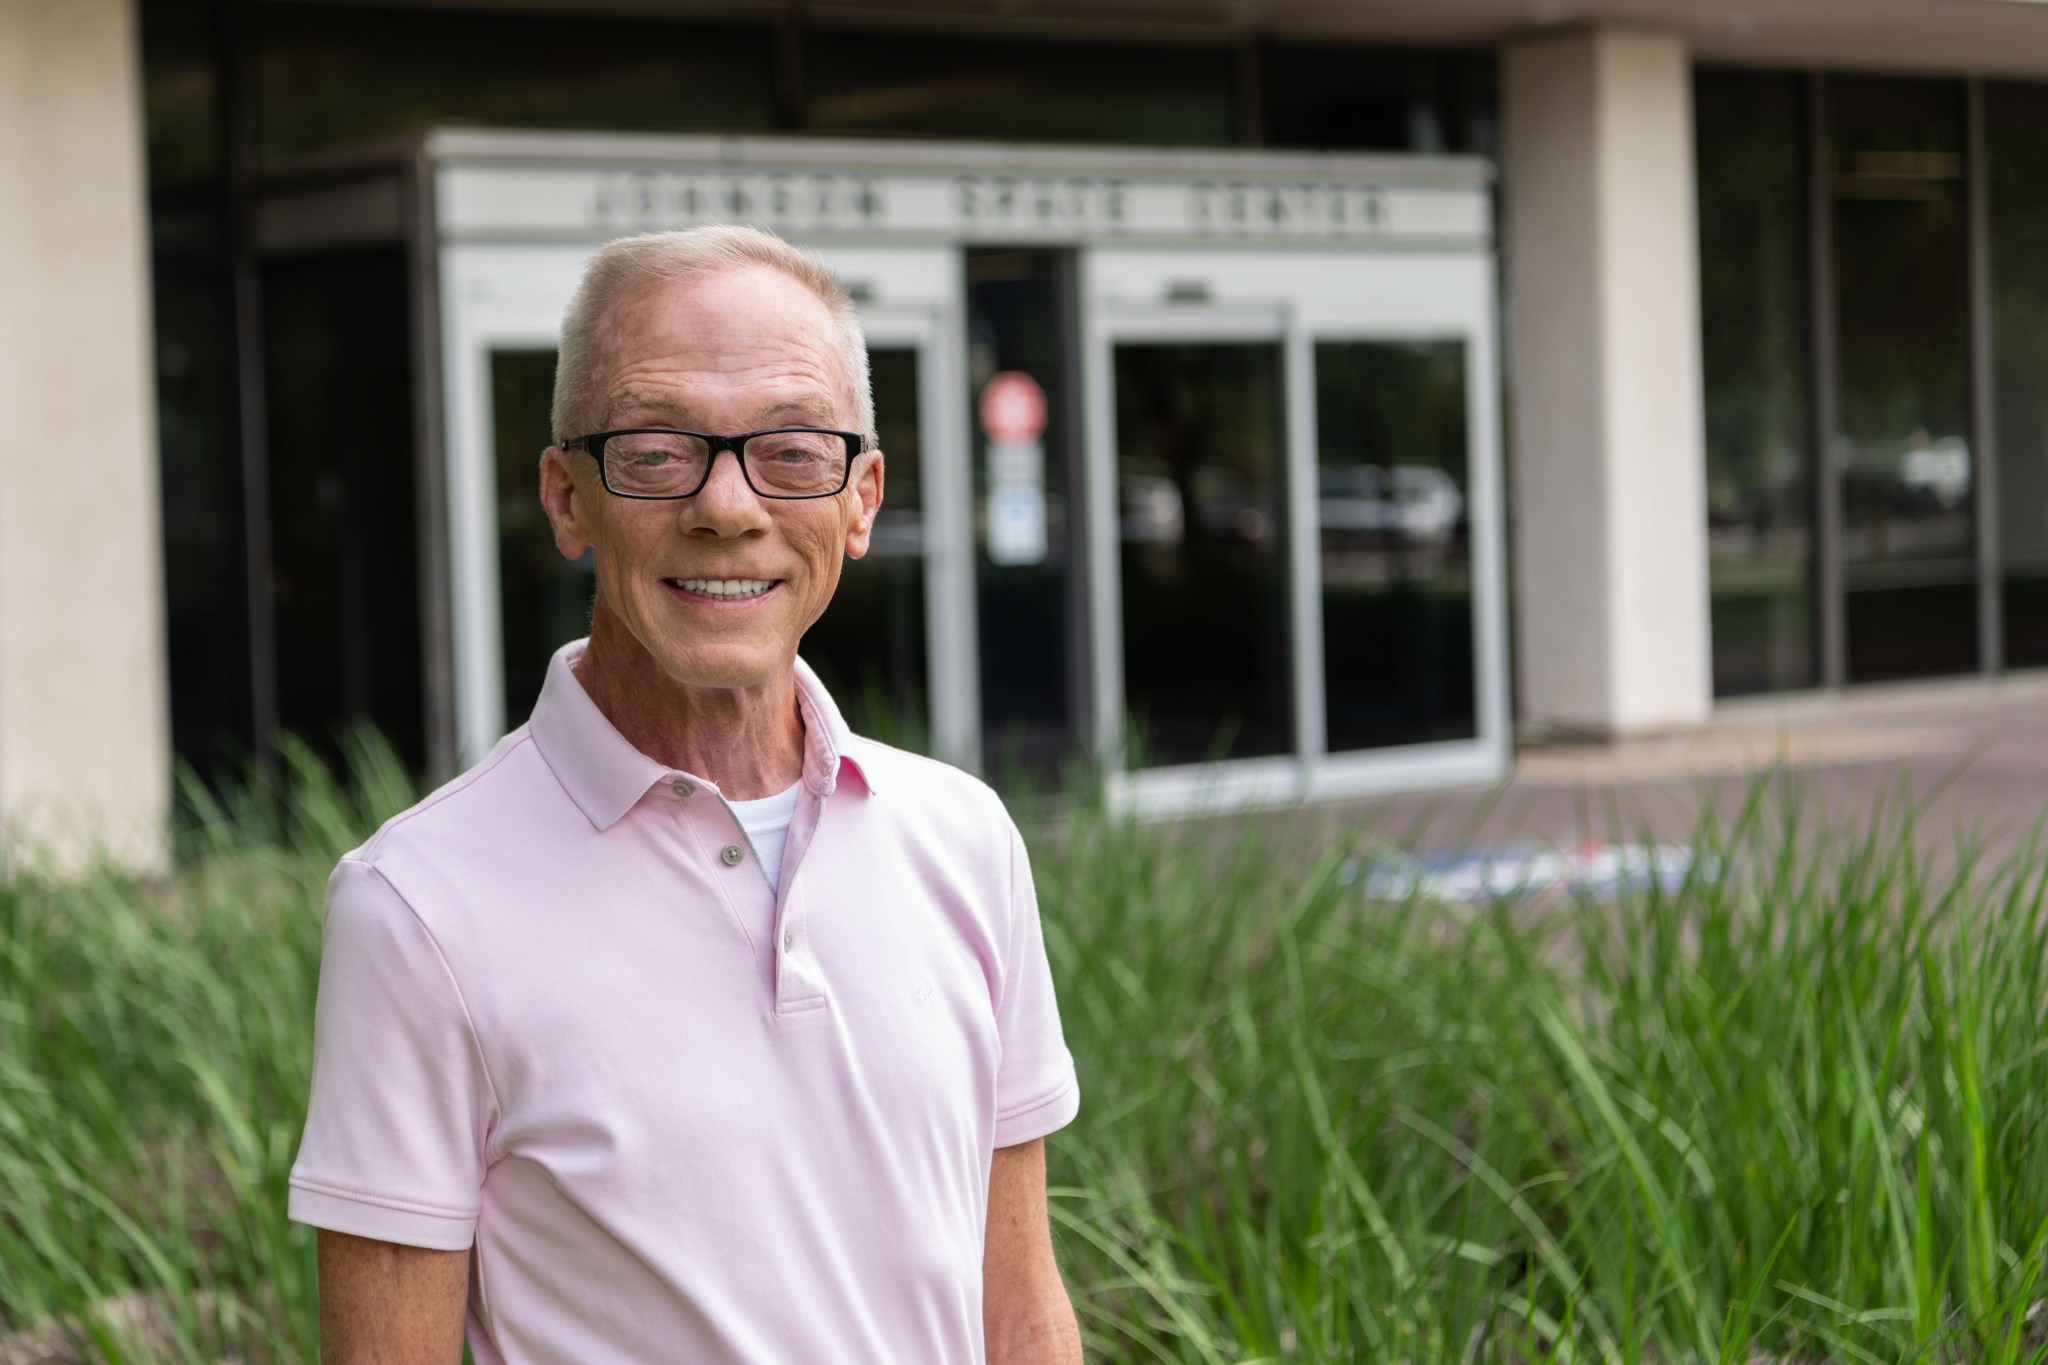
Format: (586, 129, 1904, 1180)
(720, 843, 744, 867)
(671, 778, 694, 797)
(782, 929, 793, 953)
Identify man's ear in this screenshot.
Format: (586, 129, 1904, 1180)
(843, 448, 885, 561)
(539, 445, 597, 561)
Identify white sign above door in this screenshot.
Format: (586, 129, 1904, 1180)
(427, 130, 1492, 249)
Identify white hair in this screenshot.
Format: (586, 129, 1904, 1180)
(550, 224, 874, 447)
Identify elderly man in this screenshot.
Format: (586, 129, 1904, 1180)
(289, 225, 1084, 1363)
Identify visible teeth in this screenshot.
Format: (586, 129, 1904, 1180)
(674, 578, 773, 599)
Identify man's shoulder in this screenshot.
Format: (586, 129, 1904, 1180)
(844, 736, 1017, 843)
(346, 725, 555, 872)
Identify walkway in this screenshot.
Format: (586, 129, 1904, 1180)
(1324, 672, 2048, 873)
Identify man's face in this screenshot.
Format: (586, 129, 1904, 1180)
(538, 264, 883, 693)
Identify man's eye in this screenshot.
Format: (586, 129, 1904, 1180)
(634, 450, 673, 466)
(764, 442, 822, 464)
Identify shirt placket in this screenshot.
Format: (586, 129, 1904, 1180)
(768, 784, 829, 1013)
(671, 771, 828, 1015)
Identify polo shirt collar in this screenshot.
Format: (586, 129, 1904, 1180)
(529, 639, 876, 831)
(789, 654, 877, 798)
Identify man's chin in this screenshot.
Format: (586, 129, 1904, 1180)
(647, 643, 795, 696)
(588, 602, 794, 691)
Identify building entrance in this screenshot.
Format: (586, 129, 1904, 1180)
(1084, 246, 1505, 809)
(261, 129, 1506, 809)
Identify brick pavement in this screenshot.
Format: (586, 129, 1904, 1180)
(1317, 672, 2048, 870)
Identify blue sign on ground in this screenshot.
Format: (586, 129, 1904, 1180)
(1349, 840, 1709, 903)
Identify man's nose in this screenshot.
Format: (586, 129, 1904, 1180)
(683, 447, 770, 533)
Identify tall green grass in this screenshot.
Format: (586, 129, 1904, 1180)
(0, 735, 409, 1362)
(1, 747, 2044, 1362)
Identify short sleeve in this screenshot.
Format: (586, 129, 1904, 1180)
(991, 822, 1080, 1148)
(289, 857, 498, 1250)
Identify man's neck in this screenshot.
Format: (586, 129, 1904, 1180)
(573, 616, 807, 801)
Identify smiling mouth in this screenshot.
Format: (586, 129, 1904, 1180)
(665, 577, 779, 601)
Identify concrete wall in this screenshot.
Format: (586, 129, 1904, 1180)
(0, 0, 169, 874)
(1503, 28, 1713, 738)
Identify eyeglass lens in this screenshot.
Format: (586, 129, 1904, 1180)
(601, 431, 849, 497)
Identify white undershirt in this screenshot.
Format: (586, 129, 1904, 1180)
(726, 781, 803, 895)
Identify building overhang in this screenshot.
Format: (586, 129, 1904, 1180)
(268, 0, 2048, 79)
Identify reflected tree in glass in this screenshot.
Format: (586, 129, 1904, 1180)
(1830, 76, 1976, 681)
(1113, 343, 1291, 767)
(1695, 69, 1815, 696)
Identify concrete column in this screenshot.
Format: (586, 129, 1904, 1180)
(0, 0, 170, 874)
(1502, 28, 1712, 738)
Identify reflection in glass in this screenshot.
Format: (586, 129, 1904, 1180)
(1988, 84, 2048, 665)
(253, 7, 775, 157)
(968, 250, 1080, 785)
(1114, 344, 1291, 766)
(495, 350, 591, 730)
(801, 348, 929, 749)
(1316, 342, 1475, 752)
(265, 250, 424, 769)
(1696, 69, 1815, 695)
(145, 0, 253, 779)
(1259, 45, 1496, 156)
(1830, 76, 1977, 680)
(804, 31, 1234, 145)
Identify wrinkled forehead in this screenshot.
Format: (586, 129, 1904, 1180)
(588, 265, 852, 404)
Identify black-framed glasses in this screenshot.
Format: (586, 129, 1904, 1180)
(563, 427, 867, 500)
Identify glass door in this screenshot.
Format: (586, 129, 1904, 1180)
(1111, 334, 1294, 769)
(1082, 247, 1506, 814)
(1312, 339, 1478, 754)
(1828, 77, 1978, 681)
(439, 242, 972, 767)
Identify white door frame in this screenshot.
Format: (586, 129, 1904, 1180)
(855, 305, 978, 772)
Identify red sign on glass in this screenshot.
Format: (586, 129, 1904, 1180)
(979, 371, 1047, 445)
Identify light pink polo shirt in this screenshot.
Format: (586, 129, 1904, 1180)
(289, 640, 1080, 1364)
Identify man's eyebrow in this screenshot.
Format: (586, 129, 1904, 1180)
(602, 387, 693, 426)
(600, 393, 843, 431)
(755, 401, 840, 426)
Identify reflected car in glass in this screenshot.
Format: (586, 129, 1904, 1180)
(1318, 463, 1463, 543)
(1119, 467, 1185, 546)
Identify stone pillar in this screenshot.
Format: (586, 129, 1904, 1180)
(0, 0, 170, 874)
(1502, 28, 1713, 738)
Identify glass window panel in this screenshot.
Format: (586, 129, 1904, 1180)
(1987, 83, 2048, 666)
(799, 347, 929, 750)
(1259, 45, 1497, 156)
(264, 250, 424, 768)
(253, 8, 775, 157)
(968, 249, 1081, 786)
(1113, 343, 1291, 767)
(803, 30, 1235, 145)
(1830, 76, 1977, 681)
(141, 0, 221, 188)
(143, 0, 253, 780)
(155, 257, 253, 778)
(494, 351, 591, 730)
(1316, 340, 1475, 752)
(1695, 69, 1816, 696)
